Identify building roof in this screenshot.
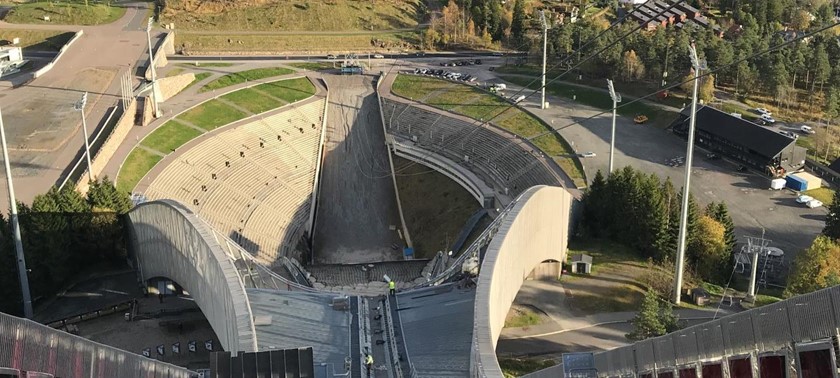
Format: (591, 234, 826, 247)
(571, 254, 593, 264)
(676, 106, 796, 158)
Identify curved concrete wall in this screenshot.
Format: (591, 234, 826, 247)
(128, 200, 257, 354)
(472, 186, 573, 377)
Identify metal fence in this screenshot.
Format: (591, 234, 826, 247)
(593, 285, 840, 377)
(0, 311, 196, 377)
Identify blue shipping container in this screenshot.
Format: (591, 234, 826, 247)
(786, 175, 807, 191)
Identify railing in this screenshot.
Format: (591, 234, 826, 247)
(593, 285, 840, 377)
(58, 101, 122, 190)
(383, 297, 404, 378)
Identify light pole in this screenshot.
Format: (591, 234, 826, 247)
(606, 79, 621, 174)
(673, 43, 706, 305)
(146, 17, 161, 118)
(0, 106, 33, 318)
(539, 10, 550, 109)
(73, 92, 94, 183)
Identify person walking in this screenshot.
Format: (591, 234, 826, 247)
(388, 280, 395, 296)
(365, 353, 374, 377)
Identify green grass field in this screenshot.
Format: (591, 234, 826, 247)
(393, 156, 480, 258)
(391, 74, 587, 187)
(805, 187, 835, 206)
(221, 88, 283, 114)
(499, 75, 679, 129)
(504, 307, 543, 328)
(117, 149, 162, 194)
(177, 100, 247, 130)
(199, 67, 294, 92)
(0, 30, 74, 51)
(178, 62, 235, 68)
(254, 77, 316, 103)
(178, 32, 419, 53)
(160, 0, 423, 31)
(5, 1, 125, 25)
(288, 62, 334, 71)
(141, 120, 202, 153)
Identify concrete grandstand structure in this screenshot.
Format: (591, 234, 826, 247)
(380, 96, 566, 207)
(122, 185, 573, 377)
(140, 90, 328, 266)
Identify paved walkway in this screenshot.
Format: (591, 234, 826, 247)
(0, 1, 154, 207)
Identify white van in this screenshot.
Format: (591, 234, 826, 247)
(800, 125, 815, 134)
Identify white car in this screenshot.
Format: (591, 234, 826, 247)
(760, 114, 776, 123)
(796, 195, 814, 204)
(807, 200, 824, 209)
(373, 54, 385, 59)
(755, 108, 772, 115)
(800, 125, 815, 134)
(326, 54, 337, 59)
(581, 152, 596, 158)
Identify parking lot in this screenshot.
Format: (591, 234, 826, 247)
(397, 57, 824, 267)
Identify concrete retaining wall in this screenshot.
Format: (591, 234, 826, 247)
(157, 72, 195, 102)
(76, 99, 138, 193)
(145, 31, 174, 81)
(128, 200, 258, 354)
(471, 185, 573, 377)
(33, 30, 84, 78)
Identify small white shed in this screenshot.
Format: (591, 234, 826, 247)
(570, 254, 593, 274)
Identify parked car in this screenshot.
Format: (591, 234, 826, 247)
(492, 52, 504, 56)
(800, 125, 815, 134)
(760, 114, 776, 123)
(755, 108, 771, 115)
(581, 152, 596, 158)
(373, 54, 385, 59)
(807, 200, 824, 208)
(796, 195, 814, 204)
(326, 54, 337, 59)
(705, 153, 721, 160)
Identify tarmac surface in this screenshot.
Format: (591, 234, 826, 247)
(312, 74, 403, 264)
(0, 1, 155, 207)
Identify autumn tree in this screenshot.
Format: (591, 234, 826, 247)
(785, 236, 840, 296)
(688, 216, 730, 284)
(621, 49, 645, 81)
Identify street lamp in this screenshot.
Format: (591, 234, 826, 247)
(73, 92, 94, 183)
(539, 10, 551, 109)
(0, 106, 33, 318)
(146, 17, 161, 118)
(606, 79, 621, 175)
(673, 43, 706, 305)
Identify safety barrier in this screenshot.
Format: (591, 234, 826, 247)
(33, 30, 84, 78)
(0, 311, 196, 377)
(591, 285, 840, 377)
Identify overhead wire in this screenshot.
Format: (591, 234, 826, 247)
(381, 1, 680, 178)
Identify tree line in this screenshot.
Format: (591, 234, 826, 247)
(497, 0, 840, 121)
(787, 190, 840, 296)
(581, 166, 735, 285)
(0, 178, 133, 316)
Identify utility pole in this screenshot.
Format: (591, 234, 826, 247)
(673, 43, 706, 305)
(0, 106, 33, 319)
(606, 79, 621, 174)
(73, 92, 94, 183)
(539, 10, 550, 109)
(146, 17, 161, 118)
(745, 230, 769, 302)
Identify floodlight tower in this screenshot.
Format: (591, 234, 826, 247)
(0, 106, 33, 318)
(606, 79, 621, 175)
(146, 17, 161, 118)
(673, 43, 706, 305)
(539, 10, 551, 109)
(73, 92, 94, 183)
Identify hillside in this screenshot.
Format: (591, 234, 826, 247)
(160, 0, 426, 31)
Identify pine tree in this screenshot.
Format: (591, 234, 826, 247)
(823, 190, 840, 240)
(714, 202, 736, 254)
(626, 289, 666, 341)
(510, 0, 526, 45)
(87, 177, 132, 214)
(581, 170, 607, 237)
